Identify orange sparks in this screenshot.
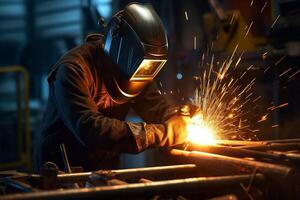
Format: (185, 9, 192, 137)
(218, 73, 225, 80)
(253, 96, 261, 103)
(289, 70, 300, 79)
(184, 11, 188, 21)
(264, 66, 271, 73)
(262, 52, 268, 60)
(271, 15, 280, 29)
(260, 2, 268, 13)
(244, 21, 253, 38)
(279, 68, 292, 77)
(258, 114, 268, 122)
(275, 55, 287, 66)
(230, 12, 236, 25)
(268, 103, 289, 111)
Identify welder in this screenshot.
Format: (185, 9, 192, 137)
(34, 3, 194, 171)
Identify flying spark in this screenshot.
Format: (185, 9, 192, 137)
(271, 15, 280, 29)
(258, 114, 268, 123)
(289, 70, 300, 80)
(275, 55, 286, 66)
(244, 21, 253, 38)
(188, 45, 265, 142)
(264, 66, 271, 73)
(184, 11, 189, 21)
(279, 68, 292, 78)
(268, 103, 289, 111)
(262, 52, 268, 60)
(260, 2, 268, 13)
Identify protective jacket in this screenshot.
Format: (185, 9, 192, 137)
(34, 35, 176, 171)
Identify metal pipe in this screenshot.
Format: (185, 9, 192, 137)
(239, 143, 300, 151)
(264, 138, 300, 144)
(1, 174, 265, 200)
(217, 139, 300, 147)
(59, 144, 72, 173)
(29, 164, 197, 183)
(270, 151, 300, 163)
(216, 140, 264, 147)
(188, 144, 300, 163)
(59, 143, 79, 188)
(169, 149, 296, 183)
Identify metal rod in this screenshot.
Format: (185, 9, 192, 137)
(216, 140, 264, 147)
(188, 144, 300, 163)
(30, 164, 197, 183)
(264, 138, 300, 144)
(59, 144, 72, 173)
(169, 149, 295, 183)
(239, 143, 300, 151)
(270, 151, 300, 163)
(59, 144, 79, 188)
(1, 174, 265, 200)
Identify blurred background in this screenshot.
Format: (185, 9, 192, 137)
(0, 0, 299, 171)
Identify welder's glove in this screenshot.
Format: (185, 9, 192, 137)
(158, 104, 200, 147)
(162, 115, 190, 147)
(127, 104, 198, 152)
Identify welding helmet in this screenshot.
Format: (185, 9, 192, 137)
(103, 3, 168, 103)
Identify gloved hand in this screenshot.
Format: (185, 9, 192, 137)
(127, 104, 198, 151)
(159, 104, 200, 147)
(162, 115, 190, 147)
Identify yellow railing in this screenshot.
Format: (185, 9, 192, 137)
(0, 66, 31, 170)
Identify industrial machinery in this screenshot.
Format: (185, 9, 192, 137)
(1, 139, 300, 200)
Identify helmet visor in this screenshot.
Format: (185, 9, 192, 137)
(130, 59, 166, 81)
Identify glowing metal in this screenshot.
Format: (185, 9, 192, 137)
(186, 112, 218, 145)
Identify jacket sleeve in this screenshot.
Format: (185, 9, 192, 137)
(51, 63, 164, 153)
(132, 82, 178, 124)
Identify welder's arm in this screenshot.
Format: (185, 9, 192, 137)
(132, 82, 179, 123)
(52, 64, 162, 153)
(131, 82, 189, 147)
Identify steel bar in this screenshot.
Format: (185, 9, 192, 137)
(29, 164, 197, 183)
(239, 143, 300, 151)
(59, 144, 72, 173)
(270, 151, 300, 163)
(216, 140, 264, 147)
(169, 149, 296, 183)
(1, 174, 265, 200)
(59, 143, 79, 188)
(264, 138, 300, 144)
(188, 144, 300, 163)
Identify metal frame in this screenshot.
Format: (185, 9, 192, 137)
(0, 66, 31, 170)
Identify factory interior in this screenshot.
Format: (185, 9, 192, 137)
(1, 0, 300, 199)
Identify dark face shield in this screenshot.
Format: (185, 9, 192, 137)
(130, 59, 166, 81)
